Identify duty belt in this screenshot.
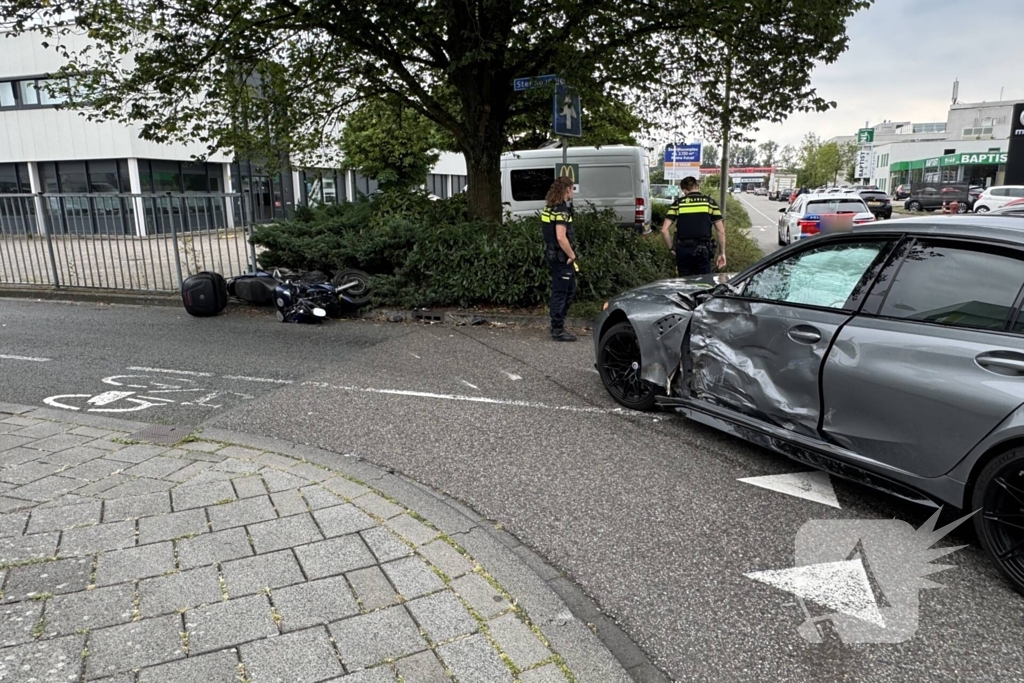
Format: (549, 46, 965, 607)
(677, 238, 712, 247)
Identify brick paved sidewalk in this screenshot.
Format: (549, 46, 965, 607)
(0, 408, 613, 683)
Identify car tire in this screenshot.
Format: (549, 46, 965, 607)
(907, 200, 922, 212)
(972, 446, 1024, 595)
(957, 202, 969, 214)
(777, 224, 786, 246)
(597, 321, 659, 411)
(975, 205, 990, 214)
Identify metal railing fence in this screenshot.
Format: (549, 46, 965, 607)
(0, 193, 259, 293)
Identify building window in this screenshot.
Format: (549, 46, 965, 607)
(0, 163, 32, 193)
(962, 127, 994, 137)
(427, 174, 450, 199)
(0, 82, 14, 107)
(352, 172, 378, 198)
(0, 77, 78, 110)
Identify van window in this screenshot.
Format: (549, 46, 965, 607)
(510, 168, 554, 201)
(582, 165, 634, 198)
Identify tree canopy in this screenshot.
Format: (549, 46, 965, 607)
(2, 0, 870, 220)
(797, 133, 858, 187)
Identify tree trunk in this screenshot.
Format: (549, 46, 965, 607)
(719, 59, 732, 221)
(462, 139, 505, 223)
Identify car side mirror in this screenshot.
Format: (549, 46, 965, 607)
(778, 207, 787, 213)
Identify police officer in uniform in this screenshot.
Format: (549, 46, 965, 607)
(661, 176, 727, 276)
(541, 176, 578, 342)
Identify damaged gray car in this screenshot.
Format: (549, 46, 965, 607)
(593, 214, 1024, 593)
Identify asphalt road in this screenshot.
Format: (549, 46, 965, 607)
(1, 298, 1022, 681)
(734, 191, 786, 256)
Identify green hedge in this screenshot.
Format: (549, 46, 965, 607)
(251, 191, 678, 309)
(651, 195, 763, 273)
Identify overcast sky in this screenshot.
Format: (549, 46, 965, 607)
(744, 0, 1024, 151)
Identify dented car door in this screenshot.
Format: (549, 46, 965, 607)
(688, 239, 893, 439)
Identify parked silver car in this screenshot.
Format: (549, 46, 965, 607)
(593, 214, 1024, 593)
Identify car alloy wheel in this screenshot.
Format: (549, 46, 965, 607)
(907, 201, 922, 212)
(973, 447, 1024, 595)
(598, 321, 658, 411)
(975, 206, 989, 214)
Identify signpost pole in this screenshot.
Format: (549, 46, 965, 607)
(562, 137, 567, 167)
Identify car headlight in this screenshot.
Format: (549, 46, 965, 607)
(602, 302, 609, 311)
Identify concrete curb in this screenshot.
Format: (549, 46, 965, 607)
(369, 308, 595, 331)
(3, 402, 670, 683)
(0, 287, 596, 330)
(0, 285, 180, 308)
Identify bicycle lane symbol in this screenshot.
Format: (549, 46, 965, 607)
(43, 375, 254, 413)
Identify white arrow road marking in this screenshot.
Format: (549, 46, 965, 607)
(0, 354, 51, 362)
(738, 471, 841, 508)
(460, 380, 479, 390)
(503, 372, 523, 381)
(746, 559, 886, 628)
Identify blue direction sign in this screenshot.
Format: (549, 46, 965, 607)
(513, 74, 562, 92)
(553, 84, 582, 137)
(665, 143, 701, 164)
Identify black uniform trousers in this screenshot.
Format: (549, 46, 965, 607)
(548, 259, 576, 329)
(675, 241, 712, 276)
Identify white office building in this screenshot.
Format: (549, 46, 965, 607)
(0, 31, 467, 223)
(843, 98, 1020, 192)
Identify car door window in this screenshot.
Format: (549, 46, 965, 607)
(878, 241, 1024, 331)
(1010, 188, 1024, 198)
(741, 241, 887, 309)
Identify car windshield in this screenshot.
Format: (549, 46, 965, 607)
(743, 242, 884, 308)
(807, 199, 868, 213)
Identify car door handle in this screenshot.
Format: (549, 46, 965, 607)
(788, 327, 821, 344)
(976, 353, 1024, 374)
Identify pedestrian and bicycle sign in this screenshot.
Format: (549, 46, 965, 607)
(553, 84, 582, 137)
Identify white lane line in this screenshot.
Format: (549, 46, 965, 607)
(126, 366, 213, 377)
(410, 353, 422, 359)
(738, 195, 779, 226)
(503, 372, 523, 381)
(303, 382, 655, 418)
(221, 375, 295, 385)
(0, 354, 51, 362)
(460, 380, 479, 390)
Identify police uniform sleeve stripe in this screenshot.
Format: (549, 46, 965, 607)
(707, 196, 723, 220)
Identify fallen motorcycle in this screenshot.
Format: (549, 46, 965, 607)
(226, 268, 372, 324)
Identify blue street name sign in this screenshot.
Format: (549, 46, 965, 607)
(553, 84, 582, 138)
(513, 74, 562, 92)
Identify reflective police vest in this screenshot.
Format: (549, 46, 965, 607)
(541, 202, 574, 262)
(667, 192, 722, 243)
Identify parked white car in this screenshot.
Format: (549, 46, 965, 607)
(500, 145, 652, 230)
(973, 185, 1024, 213)
(777, 193, 876, 246)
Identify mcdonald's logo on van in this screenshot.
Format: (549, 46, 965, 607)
(554, 163, 580, 189)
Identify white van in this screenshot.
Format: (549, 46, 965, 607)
(500, 146, 652, 230)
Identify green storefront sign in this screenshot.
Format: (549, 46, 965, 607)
(889, 152, 1006, 172)
(941, 152, 1007, 166)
